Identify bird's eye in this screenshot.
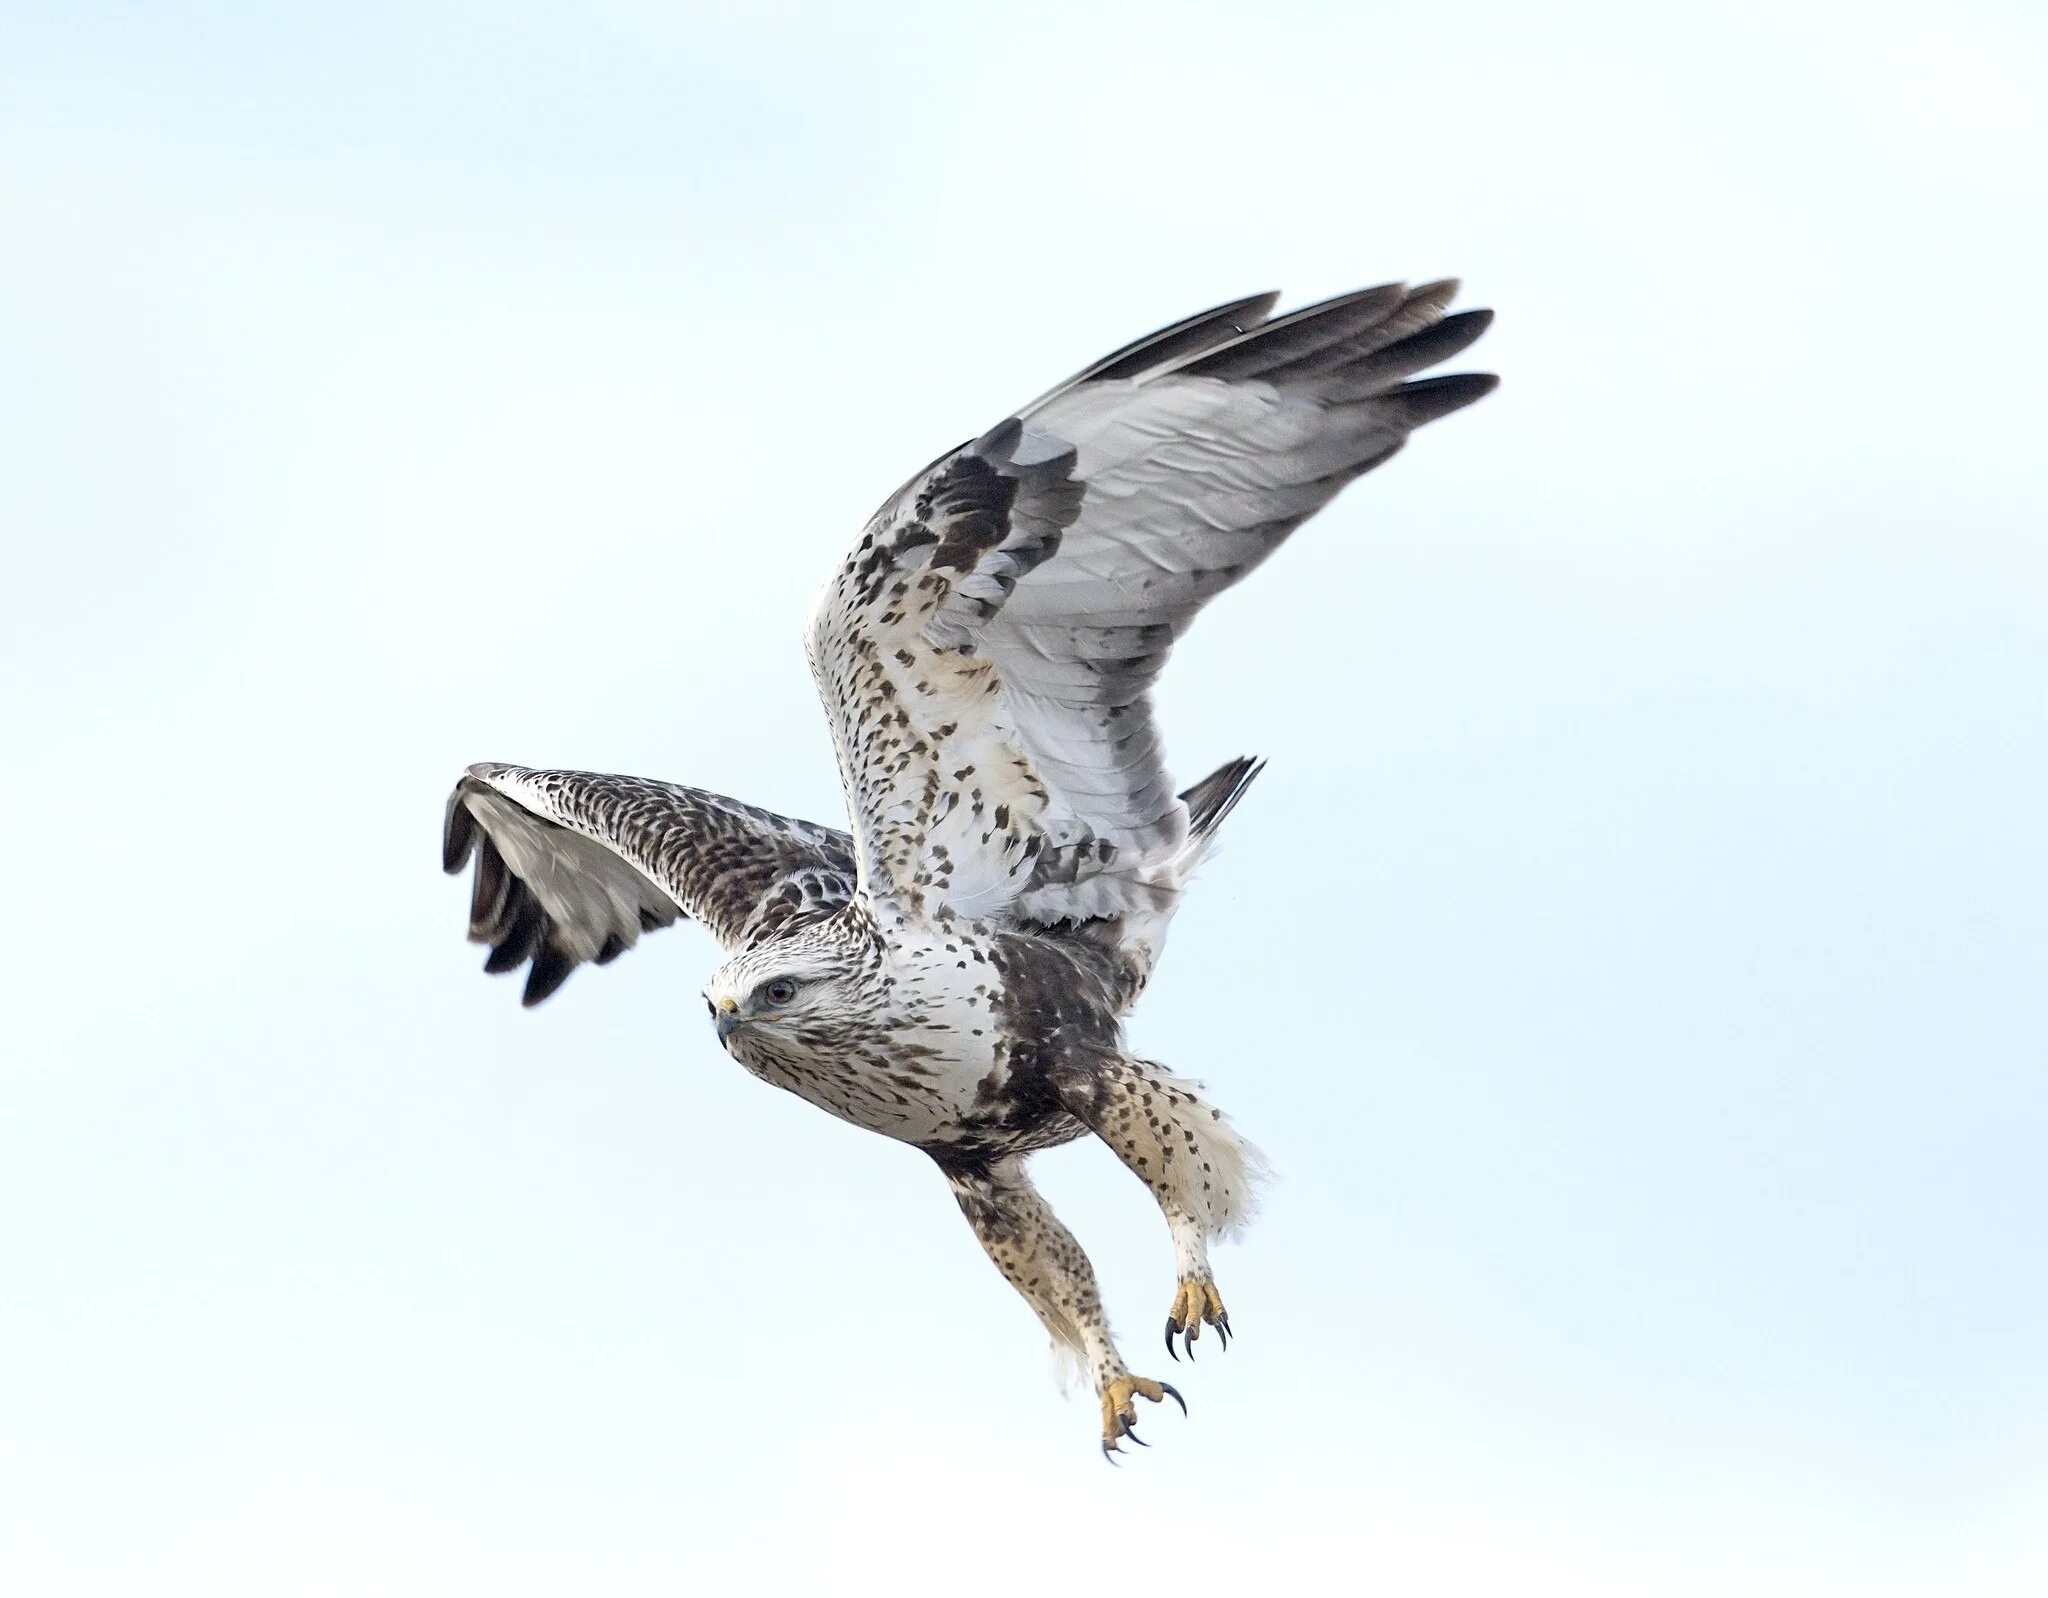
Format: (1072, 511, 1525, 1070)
(762, 978, 798, 1007)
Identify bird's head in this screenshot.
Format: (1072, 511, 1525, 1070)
(703, 928, 878, 1066)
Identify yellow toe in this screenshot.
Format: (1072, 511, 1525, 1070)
(1164, 1277, 1232, 1359)
(1098, 1373, 1187, 1457)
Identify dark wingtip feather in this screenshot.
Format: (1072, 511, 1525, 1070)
(1022, 290, 1282, 411)
(1388, 371, 1499, 425)
(1178, 282, 1411, 382)
(483, 890, 544, 975)
(1318, 310, 1497, 401)
(1087, 290, 1283, 383)
(522, 939, 577, 1006)
(468, 837, 511, 938)
(1408, 307, 1494, 360)
(442, 788, 478, 873)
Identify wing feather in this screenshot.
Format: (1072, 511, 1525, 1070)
(808, 279, 1496, 933)
(442, 765, 856, 1006)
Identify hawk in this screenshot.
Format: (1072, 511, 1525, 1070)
(442, 281, 1496, 1457)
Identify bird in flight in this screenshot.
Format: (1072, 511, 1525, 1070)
(442, 280, 1496, 1458)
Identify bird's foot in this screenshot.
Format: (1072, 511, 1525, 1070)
(1099, 1374, 1185, 1462)
(1164, 1276, 1231, 1361)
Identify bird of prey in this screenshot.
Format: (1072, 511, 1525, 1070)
(442, 280, 1496, 1457)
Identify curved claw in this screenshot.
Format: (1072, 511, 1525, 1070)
(1119, 1415, 1149, 1447)
(1158, 1381, 1187, 1417)
(1215, 1314, 1232, 1350)
(1165, 1318, 1181, 1361)
(1100, 1439, 1122, 1466)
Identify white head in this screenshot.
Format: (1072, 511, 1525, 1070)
(702, 923, 884, 1070)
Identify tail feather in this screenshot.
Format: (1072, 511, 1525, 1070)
(1178, 756, 1266, 843)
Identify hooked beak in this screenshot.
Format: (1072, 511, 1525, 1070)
(713, 997, 743, 1045)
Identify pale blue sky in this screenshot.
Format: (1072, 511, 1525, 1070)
(4, 2, 2045, 1593)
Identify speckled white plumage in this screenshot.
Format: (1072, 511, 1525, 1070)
(439, 280, 1497, 1453)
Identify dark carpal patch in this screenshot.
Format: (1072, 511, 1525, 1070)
(924, 452, 1021, 572)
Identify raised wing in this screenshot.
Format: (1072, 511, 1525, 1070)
(807, 280, 1496, 927)
(442, 764, 855, 1005)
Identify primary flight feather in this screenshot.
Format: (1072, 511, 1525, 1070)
(442, 280, 1497, 1456)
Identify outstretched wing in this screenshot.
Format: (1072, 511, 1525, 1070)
(807, 280, 1496, 927)
(442, 764, 856, 1005)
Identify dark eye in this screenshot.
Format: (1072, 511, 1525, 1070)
(762, 978, 798, 1007)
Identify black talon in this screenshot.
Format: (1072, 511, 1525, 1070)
(1157, 1381, 1186, 1416)
(1182, 1324, 1197, 1362)
(1215, 1316, 1231, 1350)
(1101, 1439, 1122, 1466)
(1165, 1318, 1181, 1361)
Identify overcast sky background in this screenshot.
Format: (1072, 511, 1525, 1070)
(4, 1, 2045, 1593)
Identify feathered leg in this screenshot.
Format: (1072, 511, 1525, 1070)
(1053, 1055, 1267, 1360)
(939, 1152, 1184, 1458)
